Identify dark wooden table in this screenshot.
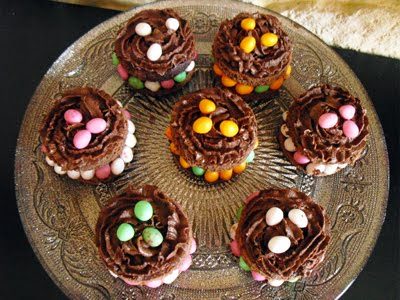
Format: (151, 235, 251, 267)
(1, 0, 399, 298)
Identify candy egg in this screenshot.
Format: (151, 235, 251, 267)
(233, 161, 246, 174)
(142, 227, 163, 247)
(213, 63, 223, 76)
(193, 116, 213, 134)
(270, 76, 284, 90)
(221, 75, 237, 87)
(134, 200, 153, 221)
(282, 111, 288, 121)
(240, 36, 256, 54)
(111, 158, 125, 175)
(265, 207, 284, 226)
(190, 238, 197, 254)
(293, 151, 310, 165)
(174, 71, 187, 83)
(86, 118, 107, 134)
(318, 112, 338, 129)
(121, 146, 133, 163)
(306, 162, 325, 175)
(255, 85, 269, 93)
(205, 170, 219, 183)
(283, 137, 296, 152)
(144, 81, 161, 92)
(95, 164, 111, 179)
(280, 124, 289, 137)
(45, 156, 55, 167)
(54, 165, 66, 175)
(146, 280, 163, 288)
(241, 18, 256, 31)
(220, 169, 233, 181)
(288, 209, 308, 228)
(284, 65, 292, 79)
(254, 138, 259, 149)
(165, 18, 180, 31)
(180, 255, 192, 272)
(268, 278, 284, 287)
(235, 83, 254, 95)
(179, 156, 190, 169)
(239, 257, 251, 271)
(147, 43, 162, 61)
(252, 271, 266, 281)
(111, 52, 119, 66)
(163, 269, 180, 284)
(261, 32, 278, 47)
(324, 163, 338, 175)
(199, 99, 216, 114)
(128, 76, 144, 89)
(230, 240, 240, 257)
(67, 170, 80, 179)
(117, 64, 129, 80)
(343, 120, 359, 138)
(165, 127, 172, 140)
(185, 61, 195, 72)
(127, 120, 135, 134)
(125, 134, 137, 148)
(246, 150, 255, 163)
(160, 79, 175, 89)
(135, 22, 152, 36)
(117, 223, 135, 242)
(123, 109, 131, 119)
(236, 206, 243, 220)
(268, 236, 291, 254)
(220, 120, 239, 137)
(64, 109, 82, 124)
(73, 130, 92, 149)
(81, 169, 95, 180)
(192, 166, 205, 176)
(339, 105, 356, 120)
(229, 223, 238, 240)
(288, 276, 300, 283)
(170, 143, 180, 155)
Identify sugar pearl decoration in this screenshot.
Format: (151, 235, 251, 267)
(67, 170, 80, 179)
(125, 134, 137, 148)
(343, 120, 360, 138)
(339, 104, 356, 120)
(318, 113, 338, 129)
(111, 158, 125, 175)
(268, 278, 284, 287)
(268, 236, 291, 254)
(284, 138, 296, 152)
(288, 209, 308, 228)
(121, 146, 134, 163)
(265, 207, 284, 226)
(81, 170, 95, 180)
(147, 43, 162, 61)
(135, 22, 152, 36)
(54, 165, 66, 175)
(127, 120, 135, 134)
(165, 18, 180, 31)
(145, 81, 161, 92)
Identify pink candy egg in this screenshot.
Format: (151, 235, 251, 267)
(64, 109, 82, 124)
(343, 120, 360, 138)
(293, 151, 310, 164)
(180, 255, 192, 272)
(251, 271, 266, 281)
(146, 279, 163, 288)
(73, 129, 91, 149)
(86, 118, 107, 134)
(339, 105, 356, 120)
(95, 164, 111, 179)
(190, 238, 197, 254)
(123, 109, 131, 119)
(318, 112, 338, 129)
(117, 64, 129, 80)
(160, 79, 175, 89)
(230, 240, 240, 257)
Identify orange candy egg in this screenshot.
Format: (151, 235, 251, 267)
(270, 76, 284, 90)
(221, 75, 237, 87)
(205, 170, 219, 183)
(179, 156, 190, 169)
(261, 32, 278, 47)
(254, 138, 259, 149)
(240, 36, 256, 54)
(199, 99, 216, 114)
(233, 162, 246, 174)
(170, 143, 180, 155)
(220, 169, 233, 181)
(213, 63, 223, 76)
(193, 116, 213, 134)
(220, 120, 239, 137)
(235, 83, 254, 95)
(165, 126, 172, 140)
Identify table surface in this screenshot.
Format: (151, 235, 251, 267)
(1, 0, 399, 299)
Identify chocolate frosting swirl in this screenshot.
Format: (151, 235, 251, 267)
(95, 185, 192, 284)
(212, 13, 292, 86)
(170, 88, 258, 171)
(236, 189, 330, 280)
(284, 84, 369, 166)
(40, 87, 128, 171)
(115, 9, 196, 81)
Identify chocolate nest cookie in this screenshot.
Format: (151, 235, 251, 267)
(278, 84, 369, 176)
(40, 87, 136, 183)
(166, 87, 258, 182)
(212, 12, 292, 101)
(113, 9, 197, 96)
(230, 188, 330, 286)
(95, 185, 196, 287)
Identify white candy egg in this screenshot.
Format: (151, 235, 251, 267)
(288, 209, 308, 228)
(282, 111, 288, 121)
(185, 61, 195, 72)
(280, 124, 289, 137)
(67, 170, 80, 179)
(127, 120, 135, 134)
(165, 18, 180, 31)
(324, 163, 338, 175)
(121, 146, 133, 163)
(111, 158, 125, 175)
(265, 207, 284, 226)
(116, 100, 123, 107)
(268, 236, 291, 254)
(288, 276, 300, 283)
(125, 134, 137, 148)
(145, 81, 161, 92)
(268, 278, 284, 287)
(135, 22, 152, 36)
(45, 156, 55, 166)
(284, 137, 296, 152)
(163, 269, 180, 284)
(54, 165, 66, 175)
(147, 43, 162, 61)
(81, 170, 95, 180)
(306, 162, 325, 175)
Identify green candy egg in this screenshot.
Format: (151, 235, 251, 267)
(236, 206, 243, 221)
(192, 166, 205, 176)
(134, 200, 153, 221)
(128, 76, 144, 89)
(246, 150, 255, 163)
(142, 227, 164, 247)
(255, 85, 269, 93)
(111, 52, 119, 66)
(116, 223, 135, 242)
(174, 71, 187, 83)
(239, 257, 251, 271)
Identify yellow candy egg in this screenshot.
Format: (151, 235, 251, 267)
(199, 99, 216, 114)
(240, 36, 256, 54)
(254, 138, 259, 149)
(220, 169, 233, 181)
(233, 162, 246, 174)
(221, 75, 237, 87)
(235, 83, 254, 95)
(261, 33, 278, 47)
(213, 63, 223, 76)
(241, 18, 256, 31)
(165, 126, 172, 140)
(193, 116, 213, 134)
(179, 156, 190, 169)
(220, 120, 239, 137)
(270, 76, 284, 90)
(170, 143, 180, 155)
(284, 65, 292, 79)
(205, 170, 219, 183)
